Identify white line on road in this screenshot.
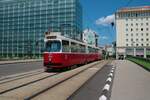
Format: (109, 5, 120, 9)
(111, 70, 114, 73)
(112, 65, 116, 68)
(103, 84, 110, 91)
(108, 73, 113, 77)
(106, 77, 112, 82)
(99, 95, 107, 100)
(99, 65, 116, 100)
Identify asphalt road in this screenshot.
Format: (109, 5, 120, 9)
(68, 64, 113, 100)
(0, 61, 43, 77)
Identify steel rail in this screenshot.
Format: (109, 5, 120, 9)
(24, 61, 104, 100)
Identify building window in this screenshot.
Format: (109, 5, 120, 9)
(146, 33, 148, 36)
(131, 23, 133, 26)
(136, 23, 138, 26)
(126, 28, 128, 31)
(141, 23, 143, 26)
(136, 28, 138, 31)
(131, 28, 133, 31)
(126, 24, 128, 26)
(146, 28, 149, 31)
(126, 18, 128, 21)
(136, 44, 138, 46)
(141, 28, 143, 31)
(136, 33, 138, 36)
(146, 23, 148, 26)
(147, 44, 149, 46)
(141, 38, 143, 41)
(141, 33, 143, 36)
(141, 44, 144, 46)
(126, 39, 128, 42)
(131, 38, 133, 41)
(136, 39, 138, 41)
(126, 34, 128, 36)
(146, 38, 149, 41)
(131, 33, 133, 36)
(136, 13, 138, 17)
(126, 44, 128, 46)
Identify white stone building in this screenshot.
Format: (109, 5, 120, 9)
(105, 45, 115, 56)
(115, 6, 150, 58)
(82, 29, 99, 47)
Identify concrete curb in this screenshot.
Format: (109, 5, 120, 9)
(67, 61, 111, 100)
(99, 65, 116, 100)
(0, 59, 43, 65)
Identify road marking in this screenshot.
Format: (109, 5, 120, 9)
(111, 70, 114, 73)
(99, 95, 107, 100)
(106, 77, 112, 82)
(108, 73, 113, 77)
(112, 66, 115, 68)
(103, 84, 110, 91)
(99, 65, 116, 100)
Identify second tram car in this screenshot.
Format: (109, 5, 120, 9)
(43, 32, 102, 71)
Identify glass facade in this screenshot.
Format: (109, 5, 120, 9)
(0, 0, 82, 58)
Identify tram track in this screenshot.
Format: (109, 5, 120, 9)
(29, 60, 110, 100)
(0, 69, 44, 84)
(0, 72, 58, 94)
(25, 64, 96, 100)
(0, 60, 107, 100)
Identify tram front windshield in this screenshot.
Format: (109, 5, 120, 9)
(45, 40, 61, 52)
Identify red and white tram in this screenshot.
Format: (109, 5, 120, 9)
(43, 32, 102, 71)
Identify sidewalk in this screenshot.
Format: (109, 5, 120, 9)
(0, 59, 42, 65)
(111, 60, 150, 100)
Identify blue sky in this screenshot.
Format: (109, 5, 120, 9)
(80, 0, 150, 46)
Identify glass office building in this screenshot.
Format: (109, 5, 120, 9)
(0, 0, 82, 58)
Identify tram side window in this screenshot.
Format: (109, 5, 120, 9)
(80, 44, 86, 53)
(71, 42, 78, 52)
(98, 49, 102, 54)
(88, 47, 92, 53)
(88, 47, 97, 53)
(93, 48, 97, 53)
(92, 48, 96, 53)
(95, 49, 98, 53)
(62, 40, 70, 52)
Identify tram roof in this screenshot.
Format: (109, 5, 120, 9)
(45, 32, 100, 49)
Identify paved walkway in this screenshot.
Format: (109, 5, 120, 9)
(111, 60, 150, 100)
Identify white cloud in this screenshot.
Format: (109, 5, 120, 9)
(100, 36, 108, 40)
(96, 14, 115, 26)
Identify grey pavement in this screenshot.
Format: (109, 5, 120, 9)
(0, 61, 43, 77)
(111, 60, 150, 100)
